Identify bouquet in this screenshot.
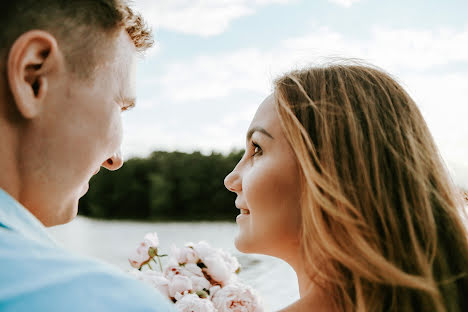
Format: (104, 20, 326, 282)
(128, 232, 264, 312)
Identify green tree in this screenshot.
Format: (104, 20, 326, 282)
(79, 149, 243, 221)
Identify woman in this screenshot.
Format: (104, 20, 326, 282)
(224, 63, 468, 311)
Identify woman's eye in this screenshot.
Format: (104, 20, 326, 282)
(120, 103, 135, 112)
(252, 142, 262, 156)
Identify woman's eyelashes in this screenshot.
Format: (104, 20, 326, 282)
(251, 141, 263, 157)
(121, 104, 133, 112)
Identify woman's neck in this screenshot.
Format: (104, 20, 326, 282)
(278, 257, 335, 312)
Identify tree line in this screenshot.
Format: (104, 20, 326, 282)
(78, 150, 244, 221)
(79, 149, 468, 222)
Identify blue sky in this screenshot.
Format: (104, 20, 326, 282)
(125, 0, 468, 188)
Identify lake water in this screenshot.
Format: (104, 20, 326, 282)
(47, 216, 299, 311)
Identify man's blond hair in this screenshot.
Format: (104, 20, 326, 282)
(0, 0, 153, 78)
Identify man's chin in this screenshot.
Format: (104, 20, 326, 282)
(45, 200, 79, 227)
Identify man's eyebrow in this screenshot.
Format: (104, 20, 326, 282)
(246, 126, 274, 141)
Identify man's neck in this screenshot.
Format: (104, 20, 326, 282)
(0, 115, 22, 202)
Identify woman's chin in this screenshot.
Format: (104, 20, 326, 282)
(234, 234, 251, 253)
(234, 233, 263, 254)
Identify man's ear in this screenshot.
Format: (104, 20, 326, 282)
(7, 30, 63, 119)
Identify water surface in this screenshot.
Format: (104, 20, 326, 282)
(47, 217, 299, 311)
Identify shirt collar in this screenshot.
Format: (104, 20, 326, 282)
(0, 188, 58, 247)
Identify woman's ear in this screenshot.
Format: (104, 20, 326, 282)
(7, 30, 63, 119)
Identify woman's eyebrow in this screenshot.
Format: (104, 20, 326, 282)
(246, 126, 274, 141)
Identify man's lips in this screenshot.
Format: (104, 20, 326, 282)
(237, 206, 250, 215)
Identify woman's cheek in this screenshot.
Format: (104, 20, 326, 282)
(244, 164, 272, 210)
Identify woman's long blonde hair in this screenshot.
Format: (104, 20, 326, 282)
(274, 63, 468, 312)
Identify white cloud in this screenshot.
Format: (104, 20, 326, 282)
(447, 161, 468, 190)
(401, 72, 468, 168)
(281, 26, 468, 71)
(129, 24, 468, 187)
(369, 27, 468, 70)
(156, 49, 272, 101)
(327, 0, 361, 7)
(122, 108, 255, 157)
(153, 25, 468, 103)
(133, 0, 295, 37)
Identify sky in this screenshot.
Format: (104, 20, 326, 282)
(124, 0, 468, 188)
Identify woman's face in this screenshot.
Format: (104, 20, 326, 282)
(224, 94, 301, 258)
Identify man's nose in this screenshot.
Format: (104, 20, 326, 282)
(224, 169, 242, 193)
(101, 149, 123, 171)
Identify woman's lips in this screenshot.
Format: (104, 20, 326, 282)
(236, 208, 250, 222)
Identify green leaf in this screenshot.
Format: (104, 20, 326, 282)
(196, 290, 209, 298)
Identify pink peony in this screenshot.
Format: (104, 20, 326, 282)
(192, 241, 216, 260)
(165, 263, 211, 293)
(193, 242, 240, 285)
(128, 232, 160, 269)
(128, 242, 152, 269)
(212, 283, 264, 312)
(209, 285, 221, 299)
(171, 244, 199, 265)
(169, 275, 193, 298)
(174, 294, 216, 312)
(143, 232, 159, 248)
(141, 271, 170, 298)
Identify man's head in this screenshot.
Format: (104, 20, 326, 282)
(0, 0, 153, 226)
(0, 0, 153, 78)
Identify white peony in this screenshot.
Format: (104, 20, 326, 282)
(212, 283, 264, 312)
(192, 241, 216, 260)
(171, 244, 199, 265)
(128, 242, 151, 269)
(127, 235, 260, 312)
(190, 275, 212, 293)
(174, 291, 190, 301)
(165, 264, 200, 280)
(169, 275, 193, 298)
(129, 269, 169, 298)
(174, 294, 216, 312)
(209, 285, 221, 299)
(143, 232, 159, 248)
(183, 263, 204, 276)
(128, 232, 160, 269)
(193, 242, 240, 285)
(165, 263, 211, 293)
(128, 269, 171, 298)
(141, 271, 171, 298)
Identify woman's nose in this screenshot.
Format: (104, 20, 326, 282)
(224, 169, 242, 193)
(101, 149, 123, 171)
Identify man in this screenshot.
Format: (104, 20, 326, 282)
(0, 1, 174, 311)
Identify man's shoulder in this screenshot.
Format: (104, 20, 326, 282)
(0, 227, 175, 311)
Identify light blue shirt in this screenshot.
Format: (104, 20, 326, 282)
(0, 188, 175, 311)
